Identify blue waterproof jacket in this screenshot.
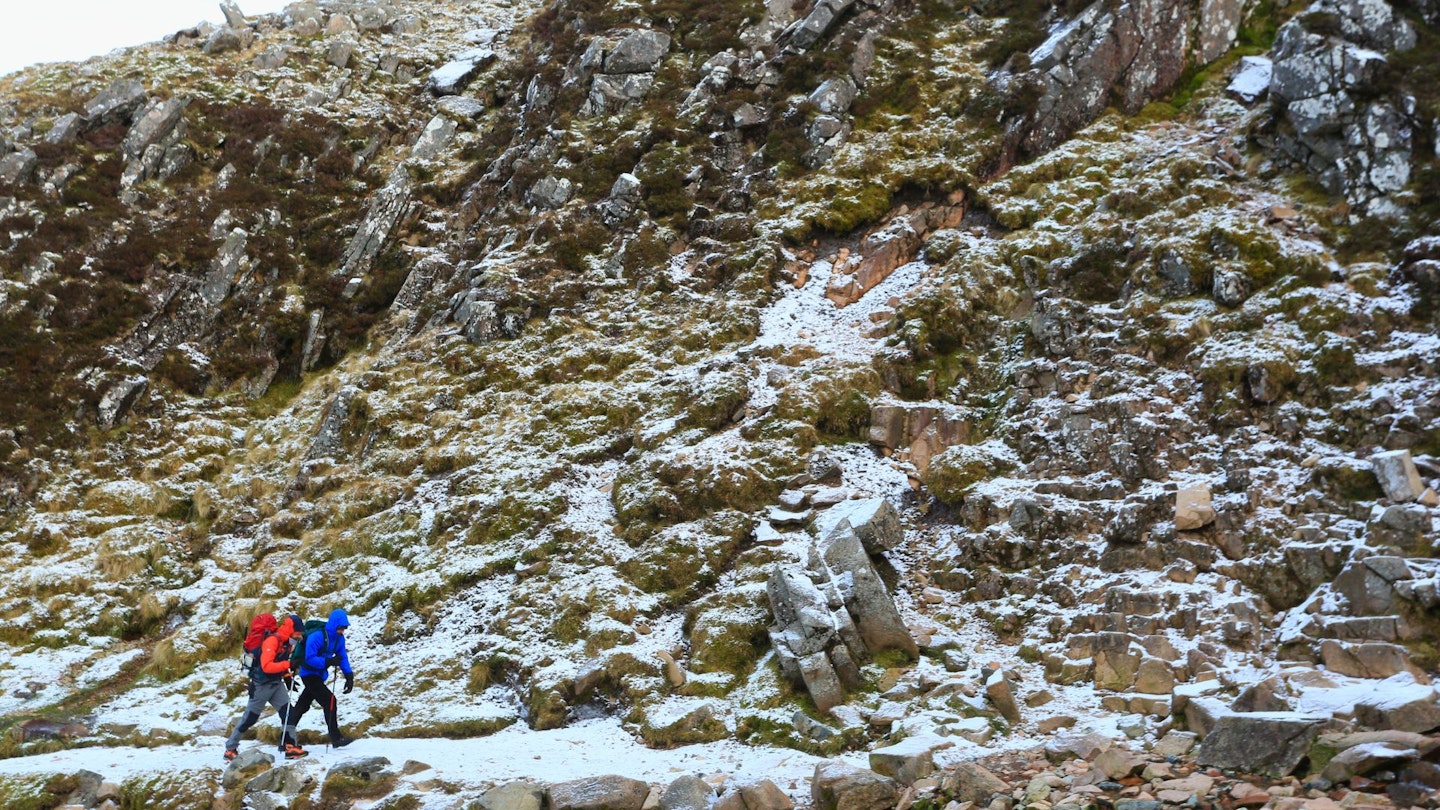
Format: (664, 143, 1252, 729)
(299, 608, 353, 677)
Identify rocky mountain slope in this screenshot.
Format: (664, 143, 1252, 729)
(0, 0, 1438, 805)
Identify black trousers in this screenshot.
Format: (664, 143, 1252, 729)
(288, 674, 342, 740)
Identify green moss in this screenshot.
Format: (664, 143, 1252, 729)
(1313, 456, 1383, 502)
(926, 443, 1015, 503)
(321, 772, 398, 804)
(551, 219, 612, 273)
(119, 771, 220, 810)
(383, 716, 515, 739)
(687, 589, 769, 676)
(525, 685, 570, 731)
(635, 704, 729, 747)
(685, 373, 750, 430)
(814, 183, 893, 235)
(0, 774, 74, 810)
(734, 712, 867, 756)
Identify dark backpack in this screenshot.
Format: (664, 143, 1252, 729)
(241, 613, 277, 673)
(289, 619, 328, 671)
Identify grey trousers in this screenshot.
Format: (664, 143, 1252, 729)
(225, 679, 291, 750)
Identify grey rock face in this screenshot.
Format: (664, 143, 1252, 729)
(825, 499, 903, 554)
(736, 780, 794, 810)
(604, 30, 671, 74)
(329, 756, 393, 781)
(44, 113, 83, 145)
(220, 0, 248, 29)
(409, 115, 458, 163)
(809, 77, 858, 115)
(1322, 741, 1421, 783)
(438, 97, 487, 119)
(526, 175, 574, 209)
(822, 528, 918, 659)
(428, 47, 498, 96)
(449, 289, 524, 344)
(97, 377, 147, 429)
(306, 386, 362, 461)
(1333, 556, 1413, 615)
(245, 762, 313, 796)
(767, 565, 861, 711)
(0, 149, 37, 185)
(1320, 640, 1427, 680)
(790, 0, 856, 50)
(602, 172, 642, 226)
(1198, 712, 1328, 775)
(200, 228, 251, 307)
(1212, 266, 1251, 307)
(812, 761, 899, 810)
(340, 167, 413, 280)
(122, 97, 190, 163)
(1004, 0, 1243, 158)
(327, 41, 355, 68)
(583, 74, 655, 116)
(253, 45, 291, 69)
(549, 775, 651, 810)
(1268, 0, 1416, 216)
(85, 78, 148, 124)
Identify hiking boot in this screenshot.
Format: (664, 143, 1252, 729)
(330, 735, 355, 748)
(223, 749, 238, 763)
(283, 743, 309, 760)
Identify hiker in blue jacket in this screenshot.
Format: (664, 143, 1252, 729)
(285, 608, 355, 747)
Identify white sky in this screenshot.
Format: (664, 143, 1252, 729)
(0, 0, 294, 78)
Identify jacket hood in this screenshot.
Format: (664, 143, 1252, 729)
(325, 608, 349, 638)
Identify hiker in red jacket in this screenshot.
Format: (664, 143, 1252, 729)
(225, 614, 308, 762)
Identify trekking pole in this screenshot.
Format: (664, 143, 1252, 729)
(327, 667, 338, 753)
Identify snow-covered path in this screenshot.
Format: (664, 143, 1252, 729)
(0, 716, 863, 793)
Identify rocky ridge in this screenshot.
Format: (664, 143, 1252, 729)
(0, 0, 1437, 806)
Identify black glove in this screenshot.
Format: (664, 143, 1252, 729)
(283, 676, 295, 691)
(327, 655, 341, 668)
(343, 673, 354, 694)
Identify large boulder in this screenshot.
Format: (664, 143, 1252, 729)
(1354, 675, 1440, 733)
(1320, 640, 1429, 681)
(85, 78, 148, 123)
(660, 775, 714, 810)
(549, 775, 651, 810)
(427, 47, 497, 95)
(1322, 741, 1421, 783)
(736, 780, 794, 810)
(811, 761, 899, 810)
(821, 499, 904, 554)
(868, 734, 952, 785)
(821, 529, 918, 658)
(604, 29, 671, 73)
(1175, 484, 1216, 531)
(480, 781, 547, 810)
(1198, 713, 1328, 776)
(1372, 450, 1426, 503)
(1333, 557, 1413, 615)
(767, 565, 864, 712)
(941, 761, 1011, 805)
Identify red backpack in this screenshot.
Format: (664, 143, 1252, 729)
(240, 613, 277, 672)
